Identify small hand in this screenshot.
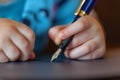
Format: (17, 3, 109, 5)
(49, 16, 106, 60)
(0, 19, 36, 62)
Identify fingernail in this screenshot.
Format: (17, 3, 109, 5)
(55, 36, 62, 45)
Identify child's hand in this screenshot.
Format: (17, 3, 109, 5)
(49, 16, 106, 60)
(0, 19, 35, 62)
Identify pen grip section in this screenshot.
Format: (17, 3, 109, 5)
(59, 36, 73, 50)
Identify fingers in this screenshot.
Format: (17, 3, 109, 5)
(16, 23, 35, 49)
(0, 50, 9, 63)
(58, 16, 91, 40)
(66, 26, 95, 49)
(10, 29, 32, 61)
(2, 37, 35, 62)
(49, 25, 66, 45)
(49, 16, 92, 46)
(64, 38, 99, 59)
(0, 19, 35, 62)
(15, 22, 36, 61)
(78, 47, 105, 60)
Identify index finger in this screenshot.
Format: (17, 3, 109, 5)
(58, 16, 92, 40)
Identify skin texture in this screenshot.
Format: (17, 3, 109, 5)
(49, 11, 106, 60)
(0, 19, 35, 62)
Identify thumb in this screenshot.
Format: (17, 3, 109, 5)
(48, 26, 65, 45)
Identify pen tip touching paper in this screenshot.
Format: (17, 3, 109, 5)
(50, 48, 62, 62)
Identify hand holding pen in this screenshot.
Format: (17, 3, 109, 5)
(49, 0, 106, 62)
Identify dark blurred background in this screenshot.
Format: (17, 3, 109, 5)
(95, 0, 120, 47)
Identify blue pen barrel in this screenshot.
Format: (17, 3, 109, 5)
(81, 0, 96, 14)
(74, 0, 96, 22)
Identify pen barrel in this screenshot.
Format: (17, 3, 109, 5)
(81, 0, 96, 14)
(59, 36, 73, 50)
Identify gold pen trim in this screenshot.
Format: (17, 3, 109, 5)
(74, 0, 86, 16)
(79, 10, 87, 16)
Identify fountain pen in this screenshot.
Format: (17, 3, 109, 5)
(50, 0, 96, 62)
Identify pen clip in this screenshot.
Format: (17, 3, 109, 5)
(74, 0, 86, 16)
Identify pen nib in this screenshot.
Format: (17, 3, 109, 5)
(50, 48, 62, 62)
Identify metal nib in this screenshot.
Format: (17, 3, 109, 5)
(50, 48, 62, 62)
